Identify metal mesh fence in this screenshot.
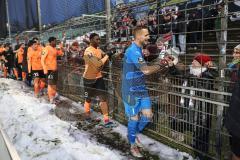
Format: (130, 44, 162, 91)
(106, 1, 239, 159)
(110, 0, 240, 65)
(57, 63, 234, 160)
(4, 0, 240, 159)
(54, 1, 239, 159)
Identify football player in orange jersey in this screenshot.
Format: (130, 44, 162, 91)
(16, 43, 26, 80)
(41, 37, 64, 103)
(28, 40, 46, 97)
(83, 33, 115, 127)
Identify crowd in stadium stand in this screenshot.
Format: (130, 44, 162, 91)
(111, 1, 233, 54)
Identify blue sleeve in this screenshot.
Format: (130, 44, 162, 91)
(128, 49, 146, 70)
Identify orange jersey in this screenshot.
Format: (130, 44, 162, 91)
(17, 48, 24, 64)
(0, 47, 5, 53)
(28, 46, 43, 71)
(41, 45, 63, 72)
(0, 48, 5, 59)
(83, 46, 105, 79)
(27, 45, 42, 57)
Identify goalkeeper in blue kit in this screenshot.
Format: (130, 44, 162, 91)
(122, 26, 169, 158)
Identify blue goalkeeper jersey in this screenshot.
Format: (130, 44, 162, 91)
(121, 42, 149, 105)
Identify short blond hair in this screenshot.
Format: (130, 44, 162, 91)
(234, 44, 240, 52)
(132, 26, 148, 38)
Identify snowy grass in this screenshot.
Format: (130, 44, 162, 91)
(0, 78, 195, 160)
(0, 79, 125, 160)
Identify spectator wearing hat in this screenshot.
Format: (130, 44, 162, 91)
(190, 53, 215, 78)
(188, 53, 218, 156)
(67, 41, 84, 66)
(227, 44, 240, 83)
(169, 53, 217, 157)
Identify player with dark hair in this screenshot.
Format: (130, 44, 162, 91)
(83, 33, 115, 127)
(41, 37, 64, 103)
(28, 40, 46, 97)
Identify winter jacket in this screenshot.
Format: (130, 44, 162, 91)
(188, 8, 203, 32)
(224, 62, 240, 138)
(176, 11, 187, 33)
(225, 79, 240, 139)
(159, 16, 177, 34)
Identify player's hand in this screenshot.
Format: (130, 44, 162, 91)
(106, 51, 115, 59)
(156, 59, 170, 74)
(164, 55, 174, 67)
(43, 69, 48, 75)
(159, 59, 169, 68)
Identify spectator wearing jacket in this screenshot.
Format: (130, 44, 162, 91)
(188, 3, 203, 49)
(159, 10, 177, 48)
(225, 44, 240, 160)
(176, 8, 187, 54)
(188, 54, 217, 156)
(169, 53, 218, 158)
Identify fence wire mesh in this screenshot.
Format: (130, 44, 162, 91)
(7, 0, 240, 159)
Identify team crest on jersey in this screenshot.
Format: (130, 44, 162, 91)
(88, 53, 93, 58)
(138, 57, 144, 63)
(42, 51, 46, 55)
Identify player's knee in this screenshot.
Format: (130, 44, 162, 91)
(141, 108, 153, 119)
(129, 115, 139, 121)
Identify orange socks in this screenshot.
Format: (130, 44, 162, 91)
(3, 68, 7, 78)
(13, 68, 18, 79)
(84, 101, 109, 122)
(22, 72, 27, 81)
(100, 102, 109, 122)
(84, 101, 91, 117)
(39, 79, 45, 90)
(34, 79, 40, 96)
(48, 85, 57, 100)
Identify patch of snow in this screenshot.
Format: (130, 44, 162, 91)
(0, 78, 195, 160)
(0, 79, 124, 160)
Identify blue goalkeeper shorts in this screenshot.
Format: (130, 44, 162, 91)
(123, 96, 151, 118)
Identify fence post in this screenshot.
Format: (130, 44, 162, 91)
(37, 0, 42, 40)
(5, 0, 11, 43)
(105, 0, 111, 44)
(105, 0, 118, 119)
(216, 1, 228, 158)
(219, 0, 228, 67)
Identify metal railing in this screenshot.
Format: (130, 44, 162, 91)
(57, 62, 235, 160)
(0, 125, 21, 160)
(3, 0, 239, 159)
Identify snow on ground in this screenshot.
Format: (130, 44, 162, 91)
(0, 79, 124, 160)
(113, 125, 194, 160)
(0, 78, 194, 160)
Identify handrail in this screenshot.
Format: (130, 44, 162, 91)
(0, 125, 21, 160)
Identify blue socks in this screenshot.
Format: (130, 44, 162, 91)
(128, 120, 138, 144)
(138, 116, 149, 132)
(128, 116, 150, 144)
